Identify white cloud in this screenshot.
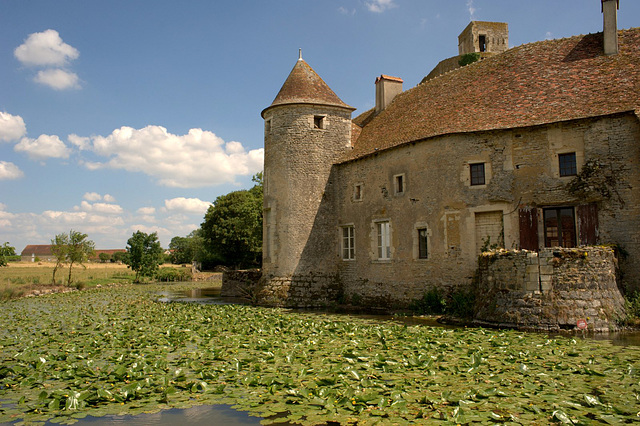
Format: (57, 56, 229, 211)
(83, 126, 264, 188)
(68, 134, 91, 150)
(34, 69, 80, 90)
(0, 204, 16, 228)
(0, 162, 25, 180)
(338, 6, 356, 15)
(103, 194, 116, 203)
(14, 29, 79, 67)
(0, 112, 27, 142)
(164, 197, 211, 215)
(14, 134, 71, 160)
(545, 31, 554, 40)
(365, 0, 396, 13)
(77, 200, 124, 215)
(466, 0, 476, 20)
(83, 192, 102, 202)
(137, 206, 156, 215)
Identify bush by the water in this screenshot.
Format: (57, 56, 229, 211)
(154, 267, 192, 282)
(411, 287, 476, 318)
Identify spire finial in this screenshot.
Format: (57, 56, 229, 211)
(298, 48, 303, 61)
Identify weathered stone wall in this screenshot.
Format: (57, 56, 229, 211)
(220, 269, 262, 298)
(256, 273, 343, 308)
(333, 113, 640, 308)
(474, 247, 625, 331)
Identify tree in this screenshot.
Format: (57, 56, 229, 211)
(124, 231, 164, 283)
(169, 236, 192, 264)
(51, 233, 69, 285)
(98, 252, 111, 263)
(111, 251, 126, 263)
(66, 231, 95, 285)
(0, 242, 16, 267)
(200, 173, 263, 268)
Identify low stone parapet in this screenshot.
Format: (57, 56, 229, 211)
(475, 247, 625, 331)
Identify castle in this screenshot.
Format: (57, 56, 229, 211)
(258, 0, 640, 311)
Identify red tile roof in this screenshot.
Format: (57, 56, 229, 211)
(342, 28, 640, 163)
(262, 59, 354, 117)
(20, 245, 53, 256)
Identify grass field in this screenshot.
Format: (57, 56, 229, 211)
(0, 262, 135, 300)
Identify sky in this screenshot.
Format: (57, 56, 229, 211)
(1, 0, 639, 252)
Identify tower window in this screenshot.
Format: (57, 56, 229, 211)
(559, 152, 577, 177)
(479, 35, 487, 52)
(265, 119, 271, 133)
(313, 115, 325, 129)
(470, 163, 486, 186)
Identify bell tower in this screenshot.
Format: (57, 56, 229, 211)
(260, 52, 354, 305)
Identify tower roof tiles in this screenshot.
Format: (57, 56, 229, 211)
(262, 58, 354, 117)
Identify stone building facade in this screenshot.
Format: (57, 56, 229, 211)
(259, 1, 639, 319)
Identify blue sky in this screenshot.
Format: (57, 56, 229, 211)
(1, 0, 639, 252)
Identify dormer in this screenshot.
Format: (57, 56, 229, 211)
(458, 21, 509, 55)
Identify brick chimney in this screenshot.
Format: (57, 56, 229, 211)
(602, 0, 619, 55)
(375, 75, 403, 114)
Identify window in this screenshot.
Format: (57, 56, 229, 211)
(313, 115, 325, 129)
(479, 35, 487, 52)
(558, 152, 577, 177)
(470, 163, 486, 186)
(377, 221, 391, 260)
(353, 183, 363, 201)
(394, 174, 405, 195)
(264, 119, 271, 133)
(418, 228, 428, 259)
(544, 207, 576, 248)
(341, 226, 355, 260)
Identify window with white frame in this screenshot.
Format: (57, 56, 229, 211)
(341, 225, 355, 260)
(377, 221, 391, 260)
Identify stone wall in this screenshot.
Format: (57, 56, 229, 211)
(256, 273, 343, 308)
(220, 269, 262, 299)
(475, 247, 626, 331)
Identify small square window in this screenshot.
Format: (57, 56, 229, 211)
(418, 228, 428, 259)
(559, 153, 577, 177)
(353, 184, 363, 201)
(313, 115, 325, 129)
(394, 174, 405, 194)
(341, 226, 355, 260)
(470, 163, 485, 186)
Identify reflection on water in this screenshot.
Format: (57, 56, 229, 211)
(156, 286, 247, 305)
(26, 404, 262, 426)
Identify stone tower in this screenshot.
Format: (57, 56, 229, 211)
(260, 53, 354, 305)
(458, 21, 509, 55)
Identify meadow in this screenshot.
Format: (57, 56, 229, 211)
(0, 282, 638, 425)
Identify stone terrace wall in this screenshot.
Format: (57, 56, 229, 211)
(475, 247, 625, 332)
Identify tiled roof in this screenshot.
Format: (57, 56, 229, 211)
(21, 245, 53, 256)
(341, 28, 640, 163)
(262, 59, 354, 117)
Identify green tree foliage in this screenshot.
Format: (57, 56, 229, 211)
(169, 229, 206, 265)
(201, 173, 262, 268)
(51, 233, 69, 285)
(458, 52, 481, 67)
(0, 242, 16, 267)
(111, 251, 126, 263)
(98, 252, 111, 263)
(124, 231, 164, 283)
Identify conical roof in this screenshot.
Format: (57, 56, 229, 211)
(262, 57, 354, 117)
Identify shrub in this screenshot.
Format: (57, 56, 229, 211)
(410, 288, 446, 315)
(624, 291, 640, 324)
(155, 268, 192, 282)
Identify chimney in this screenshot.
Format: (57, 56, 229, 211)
(375, 75, 403, 114)
(602, 0, 619, 55)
